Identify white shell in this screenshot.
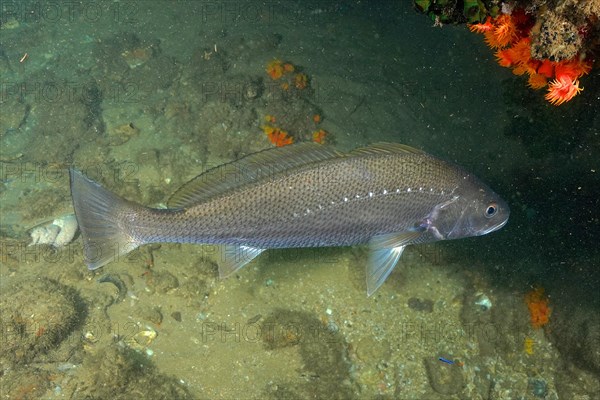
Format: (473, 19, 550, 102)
(52, 214, 78, 247)
(29, 214, 78, 248)
(474, 293, 492, 311)
(29, 224, 60, 246)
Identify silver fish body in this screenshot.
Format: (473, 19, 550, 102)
(70, 143, 509, 295)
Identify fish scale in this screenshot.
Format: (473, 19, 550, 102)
(133, 156, 451, 247)
(70, 142, 509, 295)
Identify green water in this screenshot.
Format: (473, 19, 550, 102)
(1, 1, 598, 399)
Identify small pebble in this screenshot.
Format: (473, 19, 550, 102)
(196, 312, 208, 321)
(408, 297, 434, 313)
(529, 378, 547, 397)
(171, 311, 182, 322)
(247, 314, 262, 324)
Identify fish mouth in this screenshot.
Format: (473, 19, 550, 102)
(478, 217, 509, 236)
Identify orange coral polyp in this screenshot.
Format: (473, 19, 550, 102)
(271, 130, 293, 147)
(264, 125, 293, 147)
(261, 125, 275, 135)
(537, 60, 554, 78)
(509, 38, 532, 65)
(468, 9, 592, 105)
(555, 59, 592, 80)
(266, 59, 284, 80)
(545, 76, 583, 105)
(525, 287, 552, 329)
(484, 30, 502, 49)
(527, 73, 547, 89)
(295, 73, 308, 89)
(522, 60, 540, 75)
(512, 65, 528, 76)
(492, 15, 517, 48)
(312, 129, 327, 144)
(468, 17, 493, 33)
(495, 49, 513, 67)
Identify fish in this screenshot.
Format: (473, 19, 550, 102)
(70, 142, 510, 295)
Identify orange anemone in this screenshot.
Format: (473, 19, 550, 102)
(527, 73, 547, 89)
(495, 49, 513, 67)
(492, 14, 517, 48)
(509, 38, 532, 65)
(555, 58, 592, 80)
(524, 59, 541, 75)
(536, 60, 554, 78)
(512, 64, 529, 76)
(545, 76, 583, 105)
(484, 30, 502, 49)
(468, 17, 493, 33)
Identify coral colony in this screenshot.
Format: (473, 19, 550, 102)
(415, 0, 598, 106)
(469, 9, 594, 105)
(262, 60, 328, 147)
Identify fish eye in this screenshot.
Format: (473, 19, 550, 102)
(485, 203, 497, 218)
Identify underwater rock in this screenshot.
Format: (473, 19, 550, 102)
(407, 297, 434, 313)
(170, 311, 182, 322)
(0, 278, 85, 367)
(145, 270, 180, 294)
(77, 344, 194, 400)
(528, 378, 548, 398)
(554, 361, 600, 399)
(424, 356, 465, 395)
(14, 71, 92, 163)
(136, 305, 163, 326)
(261, 309, 355, 399)
(1, 368, 52, 399)
(108, 122, 140, 145)
(121, 46, 154, 69)
(29, 214, 78, 247)
(0, 95, 28, 138)
(190, 46, 230, 80)
(548, 296, 600, 374)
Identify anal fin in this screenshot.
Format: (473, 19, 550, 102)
(218, 245, 265, 278)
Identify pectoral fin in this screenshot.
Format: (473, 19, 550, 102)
(218, 245, 265, 278)
(366, 231, 423, 296)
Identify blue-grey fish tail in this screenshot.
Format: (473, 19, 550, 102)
(69, 168, 142, 270)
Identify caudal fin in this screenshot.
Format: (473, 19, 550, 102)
(69, 169, 142, 269)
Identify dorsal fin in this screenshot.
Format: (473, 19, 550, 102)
(349, 142, 426, 157)
(168, 143, 340, 208)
